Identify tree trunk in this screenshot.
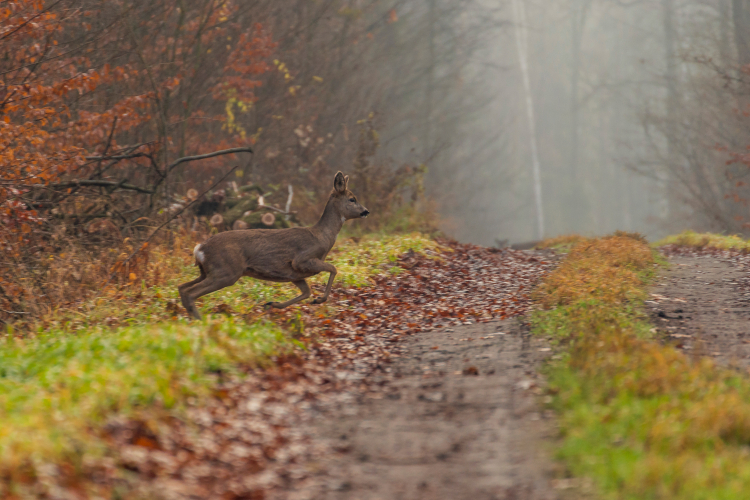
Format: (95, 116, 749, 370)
(720, 0, 732, 64)
(733, 0, 750, 67)
(424, 0, 436, 156)
(512, 0, 545, 240)
(662, 0, 678, 219)
(570, 3, 581, 180)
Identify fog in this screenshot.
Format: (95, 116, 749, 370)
(371, 0, 750, 246)
(5, 0, 750, 249)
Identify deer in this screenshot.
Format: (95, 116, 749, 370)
(178, 172, 369, 319)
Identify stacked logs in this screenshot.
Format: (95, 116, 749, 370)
(190, 183, 297, 232)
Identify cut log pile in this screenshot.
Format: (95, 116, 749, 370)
(189, 183, 299, 231)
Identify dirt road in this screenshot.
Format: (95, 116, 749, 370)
(116, 244, 560, 500)
(649, 247, 750, 368)
(297, 319, 559, 500)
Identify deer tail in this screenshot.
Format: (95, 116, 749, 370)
(193, 243, 205, 265)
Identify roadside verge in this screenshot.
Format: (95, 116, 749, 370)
(535, 232, 750, 499)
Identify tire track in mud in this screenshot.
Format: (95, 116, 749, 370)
(649, 247, 750, 368)
(293, 319, 559, 500)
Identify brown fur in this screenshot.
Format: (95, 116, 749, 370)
(178, 172, 369, 319)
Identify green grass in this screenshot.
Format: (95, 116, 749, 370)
(535, 233, 750, 499)
(535, 234, 589, 253)
(654, 230, 750, 251)
(328, 232, 443, 287)
(0, 319, 293, 486)
(531, 299, 654, 344)
(1, 232, 442, 492)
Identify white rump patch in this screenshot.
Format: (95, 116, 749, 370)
(193, 244, 205, 264)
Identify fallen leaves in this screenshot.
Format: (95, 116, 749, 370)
(99, 240, 554, 499)
(462, 366, 479, 376)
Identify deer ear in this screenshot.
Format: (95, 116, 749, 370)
(334, 171, 346, 193)
(344, 175, 349, 189)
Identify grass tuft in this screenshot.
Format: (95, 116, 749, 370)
(654, 230, 750, 251)
(328, 233, 444, 287)
(534, 233, 657, 309)
(535, 234, 588, 252)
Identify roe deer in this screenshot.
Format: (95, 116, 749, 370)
(178, 172, 369, 319)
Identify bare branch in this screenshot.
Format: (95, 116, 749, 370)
(45, 180, 154, 194)
(168, 147, 254, 172)
(0, 309, 29, 315)
(85, 152, 151, 162)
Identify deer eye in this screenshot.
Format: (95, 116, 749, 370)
(349, 198, 356, 203)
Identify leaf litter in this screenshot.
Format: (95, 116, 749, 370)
(103, 241, 555, 499)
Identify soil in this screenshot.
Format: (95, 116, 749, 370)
(290, 319, 560, 500)
(648, 248, 750, 368)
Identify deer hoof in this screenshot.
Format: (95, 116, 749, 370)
(263, 302, 278, 310)
(312, 297, 328, 305)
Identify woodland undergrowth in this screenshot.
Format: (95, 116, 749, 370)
(535, 233, 750, 499)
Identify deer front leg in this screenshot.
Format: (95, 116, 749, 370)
(293, 258, 337, 305)
(264, 280, 310, 309)
(313, 265, 338, 304)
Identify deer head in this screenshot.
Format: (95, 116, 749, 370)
(330, 171, 369, 222)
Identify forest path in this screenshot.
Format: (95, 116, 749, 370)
(294, 319, 560, 500)
(648, 249, 750, 369)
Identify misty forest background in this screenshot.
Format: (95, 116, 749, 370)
(4, 0, 750, 317)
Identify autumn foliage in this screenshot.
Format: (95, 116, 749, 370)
(0, 0, 277, 313)
(0, 0, 437, 324)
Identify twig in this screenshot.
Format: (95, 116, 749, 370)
(85, 152, 151, 162)
(0, 309, 28, 315)
(0, 0, 65, 43)
(168, 147, 254, 172)
(92, 116, 118, 179)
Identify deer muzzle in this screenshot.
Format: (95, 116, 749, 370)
(360, 209, 370, 218)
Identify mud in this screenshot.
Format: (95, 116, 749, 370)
(295, 319, 560, 500)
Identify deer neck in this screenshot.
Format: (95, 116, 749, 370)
(312, 198, 345, 250)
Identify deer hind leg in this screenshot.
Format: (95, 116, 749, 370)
(178, 265, 207, 313)
(264, 280, 310, 309)
(181, 270, 242, 320)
